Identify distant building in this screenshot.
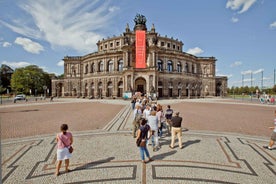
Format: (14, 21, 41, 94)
(52, 15, 227, 99)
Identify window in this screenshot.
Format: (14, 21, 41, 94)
(110, 42, 113, 47)
(185, 63, 189, 73)
(91, 63, 95, 73)
(157, 59, 163, 71)
(108, 60, 114, 72)
(161, 42, 165, 46)
(173, 45, 175, 49)
(177, 62, 182, 73)
(105, 44, 107, 48)
(167, 43, 171, 48)
(167, 60, 173, 72)
(118, 59, 124, 71)
(85, 64, 88, 74)
(116, 41, 120, 46)
(99, 61, 104, 72)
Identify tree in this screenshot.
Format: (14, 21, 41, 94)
(11, 65, 51, 95)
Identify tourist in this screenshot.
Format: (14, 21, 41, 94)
(263, 110, 276, 150)
(55, 124, 73, 176)
(136, 118, 153, 163)
(169, 112, 183, 149)
(143, 104, 151, 120)
(133, 105, 143, 138)
(147, 110, 159, 151)
(165, 105, 174, 135)
(156, 104, 166, 137)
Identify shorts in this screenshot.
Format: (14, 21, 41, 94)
(271, 132, 276, 141)
(57, 147, 72, 161)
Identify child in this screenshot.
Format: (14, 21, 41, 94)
(263, 110, 276, 150)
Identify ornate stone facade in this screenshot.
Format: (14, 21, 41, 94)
(52, 16, 227, 99)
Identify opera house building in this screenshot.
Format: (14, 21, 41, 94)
(52, 15, 227, 99)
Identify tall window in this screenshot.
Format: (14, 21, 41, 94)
(99, 61, 104, 72)
(185, 63, 189, 73)
(157, 59, 163, 71)
(118, 59, 124, 71)
(108, 60, 114, 72)
(91, 63, 95, 73)
(177, 62, 182, 73)
(167, 60, 173, 72)
(85, 64, 88, 74)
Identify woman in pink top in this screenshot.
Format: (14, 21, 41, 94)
(55, 124, 73, 176)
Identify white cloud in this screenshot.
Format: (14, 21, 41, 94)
(14, 37, 44, 54)
(0, 0, 120, 54)
(1, 61, 31, 68)
(231, 17, 239, 23)
(57, 60, 64, 67)
(186, 47, 204, 56)
(269, 21, 276, 28)
(230, 61, 242, 67)
(2, 41, 12, 47)
(226, 0, 257, 14)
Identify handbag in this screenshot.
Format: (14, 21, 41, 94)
(59, 135, 73, 153)
(68, 146, 74, 153)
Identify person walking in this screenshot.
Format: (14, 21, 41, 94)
(55, 124, 73, 176)
(136, 118, 153, 163)
(133, 105, 143, 138)
(165, 105, 173, 136)
(263, 110, 276, 150)
(147, 110, 159, 151)
(156, 104, 166, 137)
(169, 112, 183, 149)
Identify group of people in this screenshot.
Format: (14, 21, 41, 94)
(132, 96, 183, 163)
(54, 108, 276, 176)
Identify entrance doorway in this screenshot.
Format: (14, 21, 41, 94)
(135, 77, 146, 95)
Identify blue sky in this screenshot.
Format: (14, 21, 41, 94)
(0, 0, 275, 88)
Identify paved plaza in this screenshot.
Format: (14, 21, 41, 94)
(1, 98, 276, 183)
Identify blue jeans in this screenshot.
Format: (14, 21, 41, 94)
(139, 146, 150, 161)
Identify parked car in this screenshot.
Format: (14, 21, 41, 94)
(14, 94, 26, 100)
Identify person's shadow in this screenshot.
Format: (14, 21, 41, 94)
(151, 150, 177, 161)
(182, 139, 201, 149)
(73, 157, 115, 171)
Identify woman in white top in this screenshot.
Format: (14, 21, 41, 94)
(147, 110, 159, 151)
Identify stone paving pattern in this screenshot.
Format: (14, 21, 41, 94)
(1, 98, 276, 183)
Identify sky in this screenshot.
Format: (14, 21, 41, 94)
(0, 0, 275, 88)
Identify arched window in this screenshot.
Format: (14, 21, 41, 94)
(118, 59, 124, 71)
(177, 62, 182, 73)
(167, 60, 173, 72)
(185, 63, 189, 73)
(85, 64, 88, 74)
(99, 61, 104, 72)
(71, 65, 76, 76)
(108, 60, 114, 72)
(157, 59, 163, 71)
(91, 63, 95, 73)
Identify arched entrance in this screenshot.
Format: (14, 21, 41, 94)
(135, 77, 146, 95)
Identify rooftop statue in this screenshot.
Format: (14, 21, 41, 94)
(134, 14, 147, 25)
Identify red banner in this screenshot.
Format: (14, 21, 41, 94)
(135, 30, 146, 68)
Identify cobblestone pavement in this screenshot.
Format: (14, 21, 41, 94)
(1, 98, 276, 183)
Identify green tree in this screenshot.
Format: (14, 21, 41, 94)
(11, 65, 51, 95)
